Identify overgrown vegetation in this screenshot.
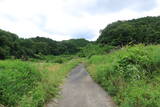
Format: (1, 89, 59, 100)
(78, 44, 115, 58)
(97, 16, 160, 46)
(0, 28, 89, 60)
(87, 45, 160, 107)
(0, 59, 79, 107)
(30, 55, 76, 64)
(1, 15, 160, 107)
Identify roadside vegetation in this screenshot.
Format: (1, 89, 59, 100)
(1, 16, 160, 107)
(86, 45, 160, 107)
(78, 44, 115, 58)
(0, 59, 79, 107)
(84, 16, 160, 106)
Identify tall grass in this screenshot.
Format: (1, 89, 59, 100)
(30, 55, 75, 64)
(0, 60, 41, 106)
(86, 44, 160, 107)
(0, 59, 79, 107)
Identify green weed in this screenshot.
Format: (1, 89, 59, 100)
(0, 59, 79, 107)
(87, 44, 160, 107)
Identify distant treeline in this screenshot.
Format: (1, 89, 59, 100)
(0, 29, 89, 59)
(1, 16, 160, 60)
(97, 16, 160, 46)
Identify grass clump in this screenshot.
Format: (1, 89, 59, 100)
(0, 60, 41, 106)
(30, 55, 75, 64)
(87, 44, 160, 107)
(78, 44, 115, 58)
(0, 59, 79, 107)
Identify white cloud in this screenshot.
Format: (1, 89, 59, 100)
(0, 0, 160, 41)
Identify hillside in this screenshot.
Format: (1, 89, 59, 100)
(97, 16, 160, 46)
(1, 16, 160, 107)
(0, 29, 90, 60)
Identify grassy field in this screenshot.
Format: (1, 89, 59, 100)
(1, 44, 160, 107)
(86, 44, 160, 107)
(0, 59, 80, 107)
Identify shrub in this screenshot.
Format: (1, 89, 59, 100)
(78, 44, 114, 58)
(87, 44, 160, 107)
(0, 59, 79, 107)
(0, 47, 8, 59)
(0, 60, 41, 106)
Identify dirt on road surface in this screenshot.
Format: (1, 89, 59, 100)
(46, 64, 116, 107)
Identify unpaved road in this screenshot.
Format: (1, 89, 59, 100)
(46, 64, 116, 107)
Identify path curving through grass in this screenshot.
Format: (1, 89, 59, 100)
(46, 64, 116, 107)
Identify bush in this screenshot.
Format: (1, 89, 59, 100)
(78, 44, 114, 58)
(44, 55, 74, 63)
(0, 47, 8, 59)
(0, 59, 79, 107)
(87, 44, 160, 107)
(0, 60, 41, 106)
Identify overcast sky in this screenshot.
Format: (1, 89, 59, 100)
(0, 0, 160, 41)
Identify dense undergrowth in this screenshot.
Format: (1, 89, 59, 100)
(0, 59, 79, 107)
(86, 44, 160, 107)
(78, 44, 115, 58)
(30, 55, 75, 64)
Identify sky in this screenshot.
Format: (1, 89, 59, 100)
(0, 0, 160, 41)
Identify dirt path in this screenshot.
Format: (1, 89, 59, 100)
(46, 64, 116, 107)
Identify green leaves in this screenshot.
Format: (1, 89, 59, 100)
(0, 29, 90, 60)
(97, 16, 160, 46)
(0, 60, 41, 106)
(78, 44, 114, 58)
(87, 44, 160, 107)
(0, 59, 80, 107)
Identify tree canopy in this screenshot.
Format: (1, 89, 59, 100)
(0, 29, 90, 59)
(97, 16, 160, 46)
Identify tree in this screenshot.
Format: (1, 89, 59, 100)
(0, 47, 7, 59)
(97, 16, 160, 46)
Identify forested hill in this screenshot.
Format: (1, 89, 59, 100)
(97, 16, 160, 46)
(0, 29, 89, 59)
(2, 16, 160, 60)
